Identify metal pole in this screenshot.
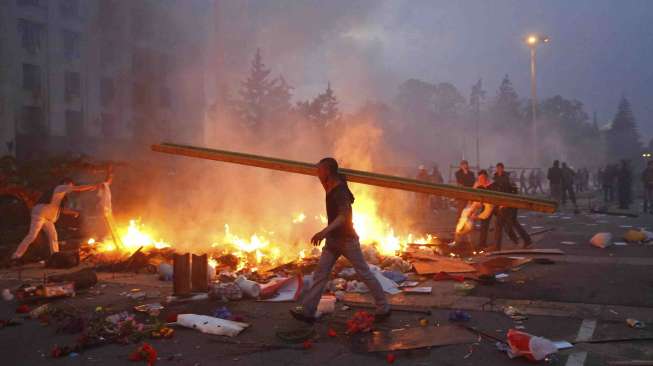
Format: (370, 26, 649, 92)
(530, 46, 538, 166)
(475, 98, 480, 170)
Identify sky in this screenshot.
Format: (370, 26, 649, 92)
(219, 0, 653, 144)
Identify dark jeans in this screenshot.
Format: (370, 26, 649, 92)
(644, 185, 653, 213)
(603, 185, 614, 202)
(495, 208, 531, 250)
(562, 184, 577, 206)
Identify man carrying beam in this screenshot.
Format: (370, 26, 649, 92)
(290, 158, 390, 323)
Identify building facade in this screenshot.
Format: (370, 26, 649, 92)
(0, 0, 214, 160)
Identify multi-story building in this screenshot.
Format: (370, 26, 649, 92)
(0, 0, 214, 160)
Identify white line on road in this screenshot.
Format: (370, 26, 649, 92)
(565, 352, 588, 366)
(575, 319, 597, 342)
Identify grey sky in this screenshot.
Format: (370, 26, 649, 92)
(222, 0, 653, 143)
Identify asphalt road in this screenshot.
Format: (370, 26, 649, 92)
(1, 195, 652, 365)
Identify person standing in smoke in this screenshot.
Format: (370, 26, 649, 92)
(642, 160, 653, 214)
(602, 164, 616, 203)
(415, 165, 431, 216)
(454, 160, 475, 214)
(561, 163, 578, 210)
(547, 160, 563, 202)
(12, 178, 98, 261)
(617, 160, 633, 210)
(290, 158, 390, 323)
(429, 164, 445, 209)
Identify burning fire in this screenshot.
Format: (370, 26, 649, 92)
(88, 219, 170, 254)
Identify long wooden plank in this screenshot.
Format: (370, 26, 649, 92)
(151, 142, 557, 213)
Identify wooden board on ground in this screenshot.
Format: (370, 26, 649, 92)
(486, 248, 564, 256)
(351, 325, 477, 352)
(473, 257, 532, 276)
(412, 258, 476, 274)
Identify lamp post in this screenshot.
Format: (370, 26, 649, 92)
(525, 34, 549, 167)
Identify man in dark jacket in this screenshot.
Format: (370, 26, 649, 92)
(492, 163, 532, 249)
(643, 160, 653, 214)
(561, 163, 578, 209)
(547, 160, 563, 202)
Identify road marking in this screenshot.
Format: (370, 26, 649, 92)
(575, 319, 597, 342)
(565, 352, 588, 366)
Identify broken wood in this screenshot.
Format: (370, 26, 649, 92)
(343, 301, 433, 315)
(351, 325, 477, 352)
(173, 253, 191, 296)
(486, 248, 565, 256)
(151, 143, 557, 213)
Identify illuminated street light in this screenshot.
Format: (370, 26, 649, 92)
(524, 33, 550, 166)
(643, 152, 652, 159)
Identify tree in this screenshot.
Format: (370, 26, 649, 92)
(237, 49, 272, 127)
(297, 83, 340, 126)
(490, 75, 522, 131)
(606, 97, 642, 161)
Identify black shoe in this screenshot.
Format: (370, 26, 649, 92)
(374, 309, 392, 322)
(289, 306, 316, 324)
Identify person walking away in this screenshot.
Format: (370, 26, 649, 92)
(492, 163, 532, 250)
(617, 160, 633, 210)
(602, 164, 616, 203)
(561, 163, 578, 210)
(519, 170, 529, 195)
(454, 160, 475, 215)
(291, 158, 390, 323)
(547, 161, 563, 202)
(12, 178, 98, 260)
(642, 160, 653, 214)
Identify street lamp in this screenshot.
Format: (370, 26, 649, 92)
(524, 34, 550, 166)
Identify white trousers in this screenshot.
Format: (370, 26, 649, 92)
(13, 214, 59, 259)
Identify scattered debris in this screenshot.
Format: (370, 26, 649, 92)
(175, 314, 250, 337)
(504, 329, 558, 361)
(352, 325, 477, 352)
(627, 318, 645, 329)
(590, 232, 613, 248)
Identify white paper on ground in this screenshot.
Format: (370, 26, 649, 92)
(398, 281, 419, 288)
(613, 242, 627, 246)
(560, 241, 577, 245)
(370, 265, 401, 295)
(177, 314, 250, 337)
(553, 341, 574, 350)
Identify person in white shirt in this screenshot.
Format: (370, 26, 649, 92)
(12, 178, 98, 260)
(97, 167, 123, 248)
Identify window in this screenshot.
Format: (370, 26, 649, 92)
(59, 0, 79, 19)
(62, 30, 81, 60)
(22, 63, 41, 91)
(132, 82, 147, 108)
(160, 86, 171, 108)
(64, 71, 81, 101)
(100, 78, 115, 107)
(101, 113, 116, 137)
(65, 110, 84, 138)
(100, 41, 117, 68)
(17, 19, 44, 54)
(17, 0, 41, 7)
(20, 106, 45, 135)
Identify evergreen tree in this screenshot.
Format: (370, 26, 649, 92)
(297, 83, 340, 126)
(606, 97, 642, 161)
(237, 49, 274, 127)
(265, 75, 293, 120)
(490, 75, 522, 131)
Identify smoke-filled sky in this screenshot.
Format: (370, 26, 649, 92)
(217, 0, 653, 143)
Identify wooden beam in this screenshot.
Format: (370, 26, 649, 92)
(151, 142, 557, 213)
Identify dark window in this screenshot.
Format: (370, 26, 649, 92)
(22, 63, 41, 91)
(100, 41, 117, 68)
(100, 78, 115, 107)
(20, 106, 45, 135)
(64, 71, 81, 101)
(98, 0, 120, 30)
(59, 0, 79, 19)
(65, 110, 84, 138)
(17, 19, 44, 54)
(101, 113, 116, 137)
(17, 0, 41, 7)
(132, 82, 147, 108)
(62, 30, 81, 60)
(160, 86, 171, 107)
